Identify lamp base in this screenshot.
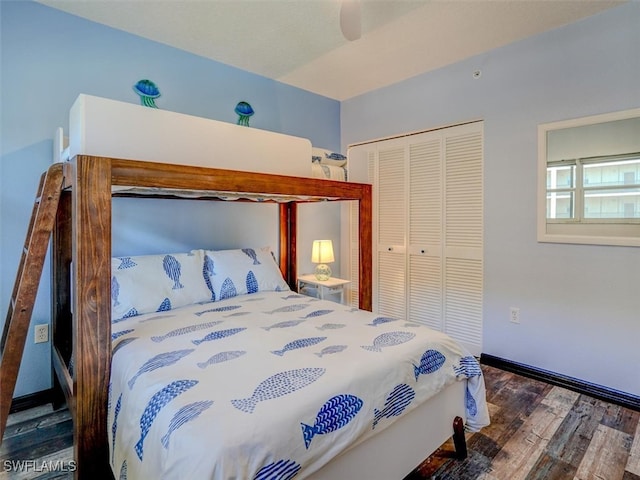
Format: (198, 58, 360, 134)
(314, 264, 332, 281)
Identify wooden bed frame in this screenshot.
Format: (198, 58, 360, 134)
(48, 154, 466, 479)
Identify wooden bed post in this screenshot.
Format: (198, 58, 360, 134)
(358, 188, 373, 311)
(279, 202, 297, 289)
(452, 416, 468, 459)
(71, 155, 113, 479)
(51, 189, 72, 411)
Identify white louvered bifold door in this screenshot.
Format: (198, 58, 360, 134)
(348, 199, 360, 307)
(407, 137, 443, 330)
(376, 144, 406, 318)
(443, 124, 483, 355)
(347, 152, 375, 307)
(347, 121, 483, 354)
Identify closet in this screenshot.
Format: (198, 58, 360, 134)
(347, 121, 483, 355)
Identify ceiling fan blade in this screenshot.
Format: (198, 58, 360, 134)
(340, 0, 361, 41)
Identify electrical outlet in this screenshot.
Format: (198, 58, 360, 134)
(34, 324, 49, 343)
(509, 307, 520, 324)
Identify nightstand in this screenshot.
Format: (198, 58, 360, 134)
(297, 274, 351, 304)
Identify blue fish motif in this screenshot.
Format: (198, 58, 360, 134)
(414, 349, 446, 380)
(150, 321, 223, 342)
(466, 387, 478, 416)
(111, 277, 120, 306)
(253, 459, 301, 480)
(202, 254, 216, 302)
(316, 323, 346, 331)
(361, 331, 416, 352)
(246, 271, 259, 294)
(243, 296, 265, 302)
(300, 309, 333, 319)
(197, 350, 246, 369)
(367, 316, 398, 327)
(271, 337, 327, 356)
(453, 356, 483, 378)
(139, 314, 175, 323)
(220, 277, 238, 300)
(314, 345, 348, 357)
(112, 329, 134, 341)
(114, 308, 139, 321)
(262, 319, 306, 331)
(192, 327, 246, 346)
(111, 394, 122, 463)
(225, 311, 251, 318)
(194, 305, 242, 317)
(231, 368, 325, 413)
(117, 257, 137, 269)
(128, 349, 194, 389)
(163, 255, 184, 289)
(112, 337, 137, 356)
(265, 304, 309, 315)
(161, 400, 214, 448)
(372, 384, 415, 429)
(242, 248, 261, 265)
(119, 460, 127, 480)
(301, 394, 363, 449)
(135, 379, 198, 460)
(157, 297, 171, 312)
(281, 294, 306, 300)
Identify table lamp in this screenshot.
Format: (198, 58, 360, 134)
(311, 239, 334, 281)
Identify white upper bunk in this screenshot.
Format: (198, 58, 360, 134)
(55, 94, 313, 178)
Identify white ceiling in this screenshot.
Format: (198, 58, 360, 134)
(38, 0, 625, 101)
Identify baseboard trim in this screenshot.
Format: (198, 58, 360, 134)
(9, 389, 55, 414)
(480, 354, 640, 412)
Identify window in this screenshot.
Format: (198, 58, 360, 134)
(547, 155, 640, 221)
(538, 109, 640, 247)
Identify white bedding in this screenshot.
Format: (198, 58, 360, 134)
(311, 163, 347, 181)
(108, 291, 489, 479)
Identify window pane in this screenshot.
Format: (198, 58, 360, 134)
(584, 158, 640, 187)
(547, 165, 575, 189)
(584, 188, 640, 218)
(547, 192, 574, 219)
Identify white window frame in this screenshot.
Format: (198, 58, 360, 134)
(537, 108, 640, 247)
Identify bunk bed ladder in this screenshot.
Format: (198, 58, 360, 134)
(0, 163, 64, 442)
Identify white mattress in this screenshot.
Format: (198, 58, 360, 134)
(108, 291, 489, 479)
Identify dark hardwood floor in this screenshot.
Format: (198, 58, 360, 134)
(1, 365, 639, 479)
(412, 365, 640, 480)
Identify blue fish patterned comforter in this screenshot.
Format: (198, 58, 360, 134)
(108, 291, 490, 479)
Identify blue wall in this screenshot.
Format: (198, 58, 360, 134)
(342, 3, 640, 395)
(0, 1, 341, 397)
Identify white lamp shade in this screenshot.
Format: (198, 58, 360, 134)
(311, 240, 335, 264)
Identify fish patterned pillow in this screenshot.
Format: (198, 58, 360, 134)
(203, 246, 290, 301)
(111, 250, 211, 321)
(311, 147, 347, 167)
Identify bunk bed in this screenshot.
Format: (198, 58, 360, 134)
(41, 95, 488, 479)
